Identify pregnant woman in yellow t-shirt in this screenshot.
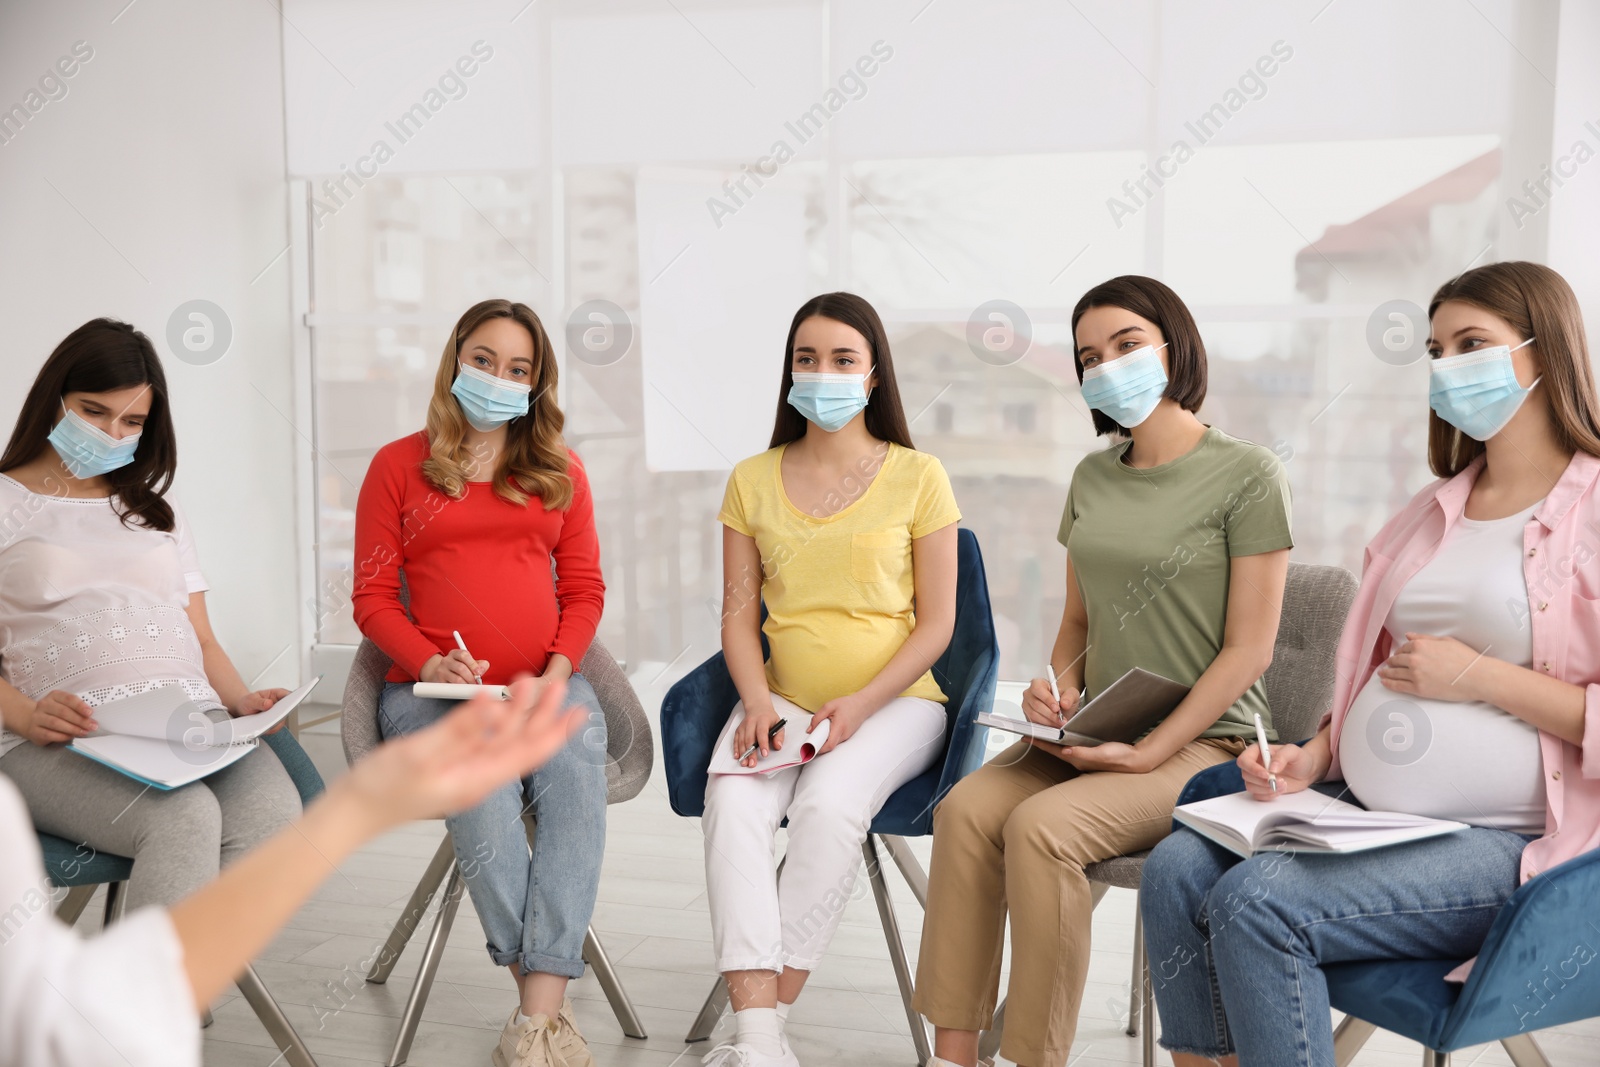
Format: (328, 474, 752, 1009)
(700, 292, 961, 1067)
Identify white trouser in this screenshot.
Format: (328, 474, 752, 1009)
(702, 691, 947, 974)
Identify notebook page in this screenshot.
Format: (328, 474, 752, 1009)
(70, 733, 254, 789)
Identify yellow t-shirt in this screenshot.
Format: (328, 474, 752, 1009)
(718, 441, 962, 712)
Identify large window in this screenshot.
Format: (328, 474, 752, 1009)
(295, 1, 1545, 685)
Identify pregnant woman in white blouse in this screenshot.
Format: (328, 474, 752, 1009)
(0, 318, 301, 911)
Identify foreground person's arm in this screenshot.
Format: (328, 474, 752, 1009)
(170, 675, 578, 1009)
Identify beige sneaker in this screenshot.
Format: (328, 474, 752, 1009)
(550, 997, 595, 1067)
(490, 1007, 560, 1067)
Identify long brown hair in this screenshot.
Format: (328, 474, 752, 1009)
(1427, 261, 1600, 477)
(421, 299, 573, 509)
(1070, 275, 1208, 437)
(0, 318, 177, 531)
(769, 292, 914, 449)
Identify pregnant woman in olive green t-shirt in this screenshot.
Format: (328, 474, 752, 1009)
(914, 275, 1293, 1067)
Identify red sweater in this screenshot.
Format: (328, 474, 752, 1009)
(351, 432, 605, 684)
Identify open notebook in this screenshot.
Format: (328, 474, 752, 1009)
(67, 676, 322, 790)
(976, 667, 1190, 746)
(1174, 789, 1467, 857)
(707, 710, 832, 778)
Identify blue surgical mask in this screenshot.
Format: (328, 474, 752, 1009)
(1080, 343, 1169, 429)
(788, 368, 872, 433)
(48, 405, 141, 478)
(451, 362, 531, 432)
(1428, 337, 1539, 441)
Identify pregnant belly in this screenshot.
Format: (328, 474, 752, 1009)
(1338, 672, 1546, 833)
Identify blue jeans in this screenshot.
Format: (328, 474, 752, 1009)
(377, 675, 608, 978)
(1140, 783, 1536, 1067)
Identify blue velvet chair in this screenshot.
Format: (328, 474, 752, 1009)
(40, 727, 327, 1067)
(664, 526, 999, 1064)
(1172, 762, 1600, 1066)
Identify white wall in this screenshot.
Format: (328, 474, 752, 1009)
(0, 1, 301, 689)
(1546, 0, 1600, 331)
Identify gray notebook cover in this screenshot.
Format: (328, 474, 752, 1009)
(1055, 667, 1191, 745)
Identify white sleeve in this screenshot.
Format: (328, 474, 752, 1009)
(169, 500, 210, 595)
(0, 781, 200, 1067)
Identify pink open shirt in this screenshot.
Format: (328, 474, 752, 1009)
(1322, 451, 1600, 886)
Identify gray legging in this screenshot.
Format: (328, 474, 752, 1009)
(0, 737, 301, 911)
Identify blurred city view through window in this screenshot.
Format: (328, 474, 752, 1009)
(300, 4, 1533, 684)
(307, 143, 1501, 681)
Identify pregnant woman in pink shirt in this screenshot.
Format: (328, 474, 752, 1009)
(1140, 260, 1600, 1067)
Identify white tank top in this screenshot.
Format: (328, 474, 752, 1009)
(1338, 499, 1546, 833)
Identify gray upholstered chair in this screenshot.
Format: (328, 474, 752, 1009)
(341, 635, 654, 1066)
(976, 561, 1360, 1065)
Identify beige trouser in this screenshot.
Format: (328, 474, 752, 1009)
(912, 735, 1248, 1067)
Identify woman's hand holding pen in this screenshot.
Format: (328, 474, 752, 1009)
(1238, 738, 1325, 801)
(1022, 675, 1077, 727)
(734, 701, 786, 768)
(421, 650, 489, 685)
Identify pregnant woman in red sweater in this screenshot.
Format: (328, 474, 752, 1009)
(351, 299, 607, 1067)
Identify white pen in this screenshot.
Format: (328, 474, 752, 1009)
(1046, 663, 1065, 725)
(1253, 712, 1277, 793)
(453, 630, 482, 684)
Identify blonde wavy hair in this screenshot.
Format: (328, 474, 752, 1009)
(422, 299, 573, 510)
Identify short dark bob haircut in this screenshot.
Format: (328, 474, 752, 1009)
(1070, 275, 1207, 436)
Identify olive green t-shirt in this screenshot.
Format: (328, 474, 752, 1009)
(1057, 426, 1293, 740)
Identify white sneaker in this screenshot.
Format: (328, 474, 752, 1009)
(700, 1036, 800, 1067)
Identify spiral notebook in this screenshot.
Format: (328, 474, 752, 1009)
(67, 676, 322, 790)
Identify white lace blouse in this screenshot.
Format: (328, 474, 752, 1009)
(0, 474, 223, 758)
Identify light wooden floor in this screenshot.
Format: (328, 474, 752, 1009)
(69, 668, 1600, 1066)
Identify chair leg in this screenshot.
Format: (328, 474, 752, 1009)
(102, 880, 127, 926)
(1140, 948, 1154, 1067)
(977, 1001, 1004, 1062)
(1127, 902, 1143, 1037)
(686, 977, 729, 1043)
(236, 964, 319, 1067)
(387, 862, 464, 1067)
(369, 835, 455, 984)
(1423, 1052, 1450, 1066)
(54, 884, 96, 926)
(584, 925, 648, 1039)
(1500, 1033, 1554, 1067)
(864, 835, 933, 1066)
(879, 834, 929, 907)
(1332, 1015, 1378, 1066)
